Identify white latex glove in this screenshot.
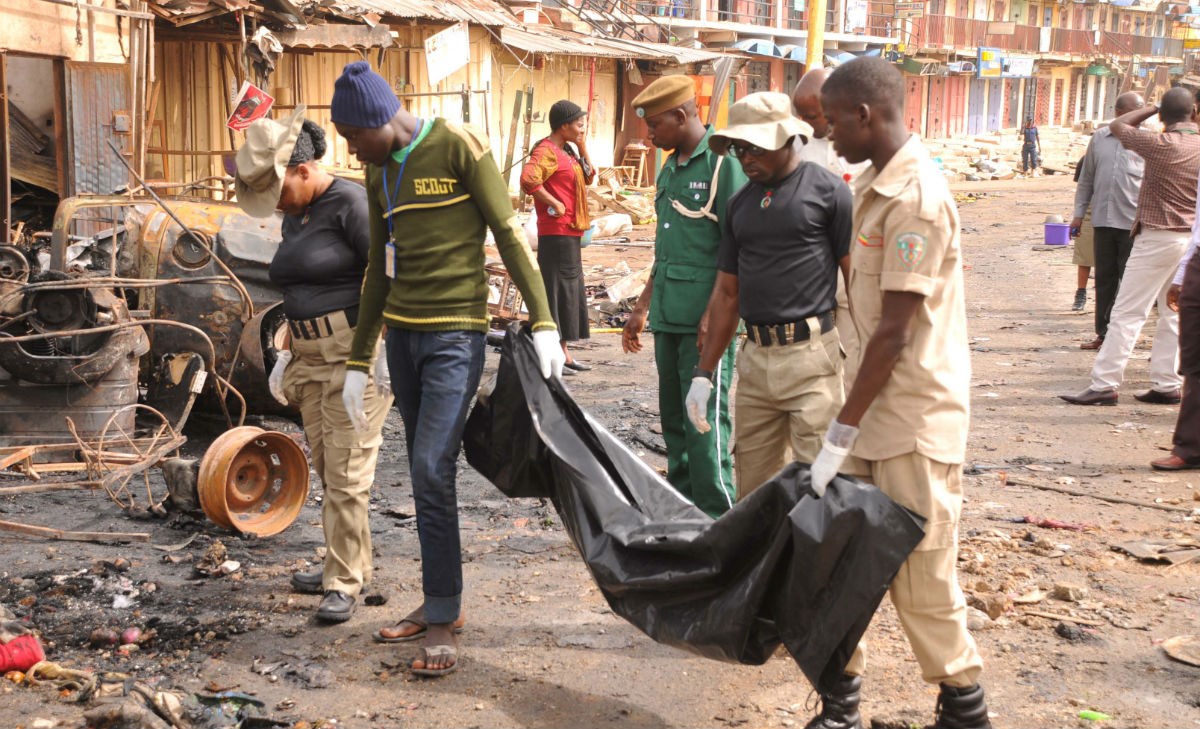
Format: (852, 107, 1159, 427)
(268, 350, 292, 406)
(685, 377, 713, 434)
(342, 370, 370, 433)
(372, 346, 391, 397)
(810, 420, 859, 497)
(531, 329, 566, 379)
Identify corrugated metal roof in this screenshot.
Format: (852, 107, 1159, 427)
(499, 25, 734, 63)
(324, 0, 515, 27)
(147, 0, 516, 27)
(500, 25, 656, 58)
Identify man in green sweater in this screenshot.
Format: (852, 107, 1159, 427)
(331, 61, 563, 677)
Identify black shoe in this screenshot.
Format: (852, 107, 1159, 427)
(1072, 288, 1087, 311)
(316, 590, 356, 623)
(933, 683, 992, 729)
(564, 360, 591, 372)
(1059, 387, 1118, 406)
(1134, 388, 1182, 405)
(804, 674, 862, 729)
(291, 569, 324, 594)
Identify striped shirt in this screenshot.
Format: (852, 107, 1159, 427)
(1110, 121, 1200, 236)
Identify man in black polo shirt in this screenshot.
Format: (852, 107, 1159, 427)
(688, 91, 852, 498)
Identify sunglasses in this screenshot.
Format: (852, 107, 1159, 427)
(727, 142, 768, 159)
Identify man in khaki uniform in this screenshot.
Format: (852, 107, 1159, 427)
(804, 58, 991, 729)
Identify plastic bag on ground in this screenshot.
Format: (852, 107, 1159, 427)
(463, 324, 926, 692)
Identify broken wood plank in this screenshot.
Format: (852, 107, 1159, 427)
(0, 519, 150, 543)
(1021, 610, 1104, 627)
(1006, 477, 1192, 513)
(0, 482, 104, 495)
(0, 447, 35, 471)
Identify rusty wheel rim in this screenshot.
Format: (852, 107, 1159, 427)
(198, 427, 309, 536)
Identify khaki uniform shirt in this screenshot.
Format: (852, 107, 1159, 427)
(847, 135, 970, 464)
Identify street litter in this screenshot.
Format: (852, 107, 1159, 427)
(1161, 635, 1200, 668)
(1112, 540, 1200, 565)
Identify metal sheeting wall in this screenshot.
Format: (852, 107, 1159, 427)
(494, 54, 619, 190)
(153, 26, 499, 189)
(65, 62, 130, 196)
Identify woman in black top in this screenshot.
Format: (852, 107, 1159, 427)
(235, 113, 393, 624)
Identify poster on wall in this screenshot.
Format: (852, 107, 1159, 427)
(977, 47, 1035, 78)
(425, 21, 471, 87)
(846, 0, 869, 30)
(226, 81, 274, 131)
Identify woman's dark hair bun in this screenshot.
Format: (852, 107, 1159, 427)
(302, 119, 328, 160)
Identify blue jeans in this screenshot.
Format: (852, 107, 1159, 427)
(1022, 144, 1038, 172)
(386, 328, 486, 624)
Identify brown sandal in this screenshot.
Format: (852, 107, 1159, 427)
(373, 614, 465, 644)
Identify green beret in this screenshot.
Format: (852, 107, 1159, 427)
(631, 76, 695, 119)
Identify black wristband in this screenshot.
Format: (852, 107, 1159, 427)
(692, 366, 714, 382)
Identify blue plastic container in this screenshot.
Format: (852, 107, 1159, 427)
(1044, 222, 1070, 245)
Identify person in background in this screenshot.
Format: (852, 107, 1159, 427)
(1152, 226, 1200, 470)
(330, 61, 564, 677)
(234, 109, 393, 624)
(1070, 158, 1095, 313)
(690, 92, 851, 501)
(810, 57, 990, 729)
(520, 100, 596, 373)
(1061, 89, 1200, 407)
(792, 66, 869, 379)
(621, 75, 748, 517)
(1020, 115, 1041, 175)
(1069, 92, 1145, 347)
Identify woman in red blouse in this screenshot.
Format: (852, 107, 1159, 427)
(520, 99, 596, 372)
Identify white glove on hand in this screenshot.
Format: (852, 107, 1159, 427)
(342, 370, 370, 433)
(685, 377, 713, 434)
(531, 329, 566, 379)
(372, 346, 391, 397)
(268, 350, 292, 406)
(810, 420, 859, 497)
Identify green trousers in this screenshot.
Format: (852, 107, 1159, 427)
(654, 331, 737, 517)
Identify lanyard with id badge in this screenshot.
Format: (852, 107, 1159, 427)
(380, 119, 424, 278)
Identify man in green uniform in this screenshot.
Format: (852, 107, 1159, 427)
(622, 76, 748, 517)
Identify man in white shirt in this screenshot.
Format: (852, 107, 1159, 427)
(792, 68, 869, 182)
(792, 68, 869, 375)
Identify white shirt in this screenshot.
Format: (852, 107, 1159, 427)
(798, 136, 869, 184)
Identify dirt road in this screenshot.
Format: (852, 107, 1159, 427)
(2, 175, 1199, 729)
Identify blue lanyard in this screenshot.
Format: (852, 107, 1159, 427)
(380, 119, 423, 244)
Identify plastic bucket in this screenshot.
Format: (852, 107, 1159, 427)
(1044, 222, 1070, 245)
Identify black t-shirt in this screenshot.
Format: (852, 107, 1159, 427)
(269, 177, 371, 321)
(717, 161, 852, 324)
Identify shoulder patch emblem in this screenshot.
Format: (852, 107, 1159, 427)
(896, 232, 927, 269)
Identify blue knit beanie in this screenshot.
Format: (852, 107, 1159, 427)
(330, 61, 401, 129)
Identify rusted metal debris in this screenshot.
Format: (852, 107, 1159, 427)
(197, 426, 309, 538)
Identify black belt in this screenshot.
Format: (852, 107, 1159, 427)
(288, 306, 358, 341)
(744, 311, 835, 346)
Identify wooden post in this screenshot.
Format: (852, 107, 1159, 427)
(503, 89, 523, 186)
(806, 0, 828, 70)
(0, 52, 9, 243)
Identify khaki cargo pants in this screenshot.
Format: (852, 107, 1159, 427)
(843, 452, 984, 688)
(734, 324, 844, 500)
(283, 310, 392, 597)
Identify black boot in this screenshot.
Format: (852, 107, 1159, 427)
(933, 683, 992, 729)
(804, 674, 862, 729)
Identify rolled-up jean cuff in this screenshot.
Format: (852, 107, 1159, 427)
(423, 593, 462, 625)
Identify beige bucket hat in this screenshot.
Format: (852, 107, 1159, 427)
(234, 105, 307, 218)
(710, 92, 813, 155)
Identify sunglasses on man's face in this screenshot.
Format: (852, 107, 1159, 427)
(728, 142, 768, 159)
